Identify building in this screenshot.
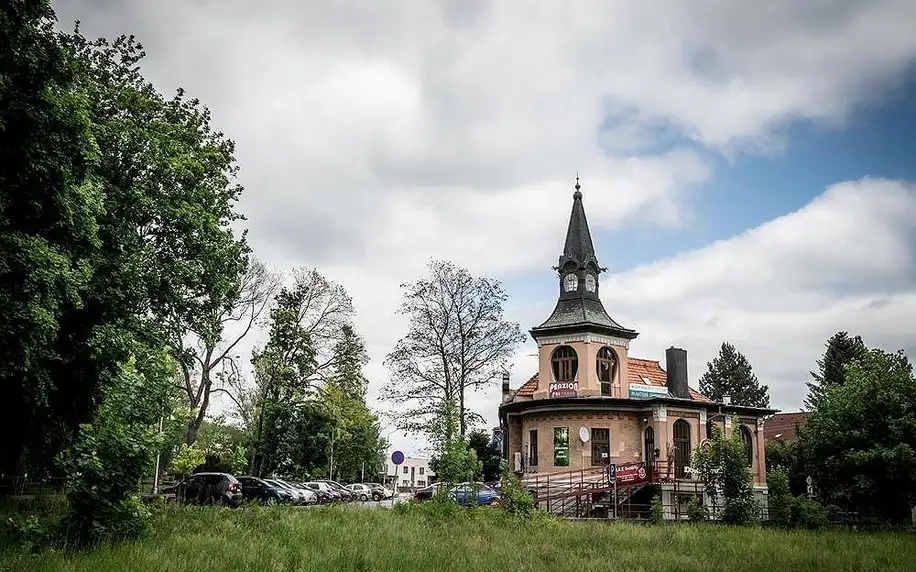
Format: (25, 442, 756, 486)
(763, 412, 809, 442)
(384, 455, 435, 491)
(497, 180, 777, 519)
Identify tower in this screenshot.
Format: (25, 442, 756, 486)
(529, 178, 638, 399)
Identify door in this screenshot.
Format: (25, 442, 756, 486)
(644, 426, 655, 476)
(673, 420, 691, 479)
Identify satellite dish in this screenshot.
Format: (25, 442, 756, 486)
(579, 427, 590, 443)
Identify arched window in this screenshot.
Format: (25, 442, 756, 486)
(740, 425, 754, 466)
(596, 347, 616, 396)
(551, 346, 578, 382)
(673, 419, 691, 479)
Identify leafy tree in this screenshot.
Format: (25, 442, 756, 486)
(428, 399, 480, 485)
(467, 429, 502, 482)
(805, 331, 866, 411)
(383, 260, 524, 439)
(800, 348, 916, 524)
(693, 418, 758, 524)
(765, 438, 808, 496)
(171, 258, 280, 445)
(171, 443, 206, 477)
(767, 467, 793, 527)
(699, 342, 769, 407)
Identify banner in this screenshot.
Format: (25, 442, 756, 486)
(549, 380, 579, 398)
(614, 462, 649, 485)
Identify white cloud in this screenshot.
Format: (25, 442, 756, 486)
(53, 0, 916, 455)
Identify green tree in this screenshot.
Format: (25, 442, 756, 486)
(383, 260, 525, 439)
(764, 438, 808, 497)
(767, 467, 793, 527)
(467, 429, 502, 482)
(693, 418, 758, 524)
(800, 348, 916, 524)
(805, 331, 866, 411)
(699, 342, 769, 407)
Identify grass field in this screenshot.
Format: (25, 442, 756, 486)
(3, 503, 916, 572)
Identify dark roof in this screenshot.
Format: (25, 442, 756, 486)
(764, 412, 809, 441)
(557, 185, 599, 272)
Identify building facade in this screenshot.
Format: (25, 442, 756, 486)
(384, 456, 435, 491)
(498, 181, 776, 519)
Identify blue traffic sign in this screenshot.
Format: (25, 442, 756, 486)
(391, 450, 405, 465)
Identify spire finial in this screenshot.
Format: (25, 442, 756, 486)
(573, 172, 582, 199)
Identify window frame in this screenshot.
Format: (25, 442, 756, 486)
(529, 429, 539, 466)
(596, 347, 616, 396)
(551, 345, 578, 382)
(590, 428, 610, 465)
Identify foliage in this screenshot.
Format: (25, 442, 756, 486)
(687, 497, 709, 522)
(765, 436, 808, 496)
(767, 468, 793, 527)
(800, 348, 916, 524)
(649, 495, 664, 524)
(497, 460, 537, 518)
(58, 348, 175, 545)
(699, 342, 769, 407)
(427, 398, 481, 485)
(467, 429, 502, 482)
(171, 444, 206, 477)
(382, 260, 525, 439)
(790, 497, 829, 531)
(693, 418, 757, 524)
(805, 331, 867, 411)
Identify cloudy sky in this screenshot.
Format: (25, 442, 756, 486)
(56, 1, 916, 456)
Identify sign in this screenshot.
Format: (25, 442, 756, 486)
(578, 427, 590, 443)
(391, 451, 405, 465)
(549, 380, 579, 398)
(607, 463, 617, 483)
(553, 428, 570, 466)
(614, 462, 649, 486)
(628, 383, 670, 400)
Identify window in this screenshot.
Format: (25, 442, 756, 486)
(553, 427, 570, 466)
(529, 430, 538, 466)
(591, 428, 610, 465)
(740, 425, 754, 466)
(673, 419, 691, 479)
(417, 481, 425, 487)
(585, 274, 596, 292)
(596, 347, 616, 396)
(551, 346, 578, 382)
(563, 273, 578, 292)
(419, 467, 424, 475)
(706, 420, 717, 439)
(644, 426, 655, 466)
(402, 466, 408, 474)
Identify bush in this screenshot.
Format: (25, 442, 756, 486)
(650, 495, 664, 524)
(498, 461, 537, 519)
(687, 497, 708, 522)
(767, 468, 793, 527)
(791, 497, 829, 531)
(58, 349, 174, 546)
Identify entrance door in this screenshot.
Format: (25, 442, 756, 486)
(673, 420, 691, 479)
(644, 426, 655, 477)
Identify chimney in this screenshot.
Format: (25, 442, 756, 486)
(501, 372, 510, 400)
(665, 347, 690, 399)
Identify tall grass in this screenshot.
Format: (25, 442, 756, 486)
(3, 503, 915, 572)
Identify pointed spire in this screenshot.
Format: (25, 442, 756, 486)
(557, 175, 599, 273)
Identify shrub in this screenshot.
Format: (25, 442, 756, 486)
(58, 349, 174, 546)
(767, 468, 793, 527)
(791, 497, 829, 531)
(497, 461, 537, 519)
(171, 444, 206, 477)
(650, 495, 664, 524)
(693, 416, 757, 525)
(687, 497, 708, 522)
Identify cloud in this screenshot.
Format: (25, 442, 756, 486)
(53, 0, 916, 454)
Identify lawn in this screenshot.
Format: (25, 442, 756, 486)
(3, 503, 915, 572)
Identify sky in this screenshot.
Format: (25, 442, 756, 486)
(55, 1, 916, 458)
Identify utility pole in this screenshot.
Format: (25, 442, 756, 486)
(361, 461, 365, 482)
(152, 415, 164, 494)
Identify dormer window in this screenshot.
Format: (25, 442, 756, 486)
(563, 273, 578, 292)
(585, 274, 596, 292)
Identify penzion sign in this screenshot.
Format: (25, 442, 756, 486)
(549, 380, 579, 398)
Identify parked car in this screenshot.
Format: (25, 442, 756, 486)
(272, 478, 318, 504)
(236, 475, 293, 505)
(345, 483, 375, 501)
(265, 479, 306, 505)
(449, 482, 499, 506)
(319, 480, 354, 502)
(176, 472, 243, 507)
(413, 482, 447, 501)
(364, 482, 395, 500)
(304, 481, 341, 503)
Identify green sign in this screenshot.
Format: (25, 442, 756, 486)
(553, 427, 569, 466)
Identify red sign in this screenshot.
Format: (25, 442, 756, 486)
(615, 463, 649, 485)
(549, 381, 578, 398)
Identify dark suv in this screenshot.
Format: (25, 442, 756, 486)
(177, 472, 243, 507)
(236, 475, 293, 505)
